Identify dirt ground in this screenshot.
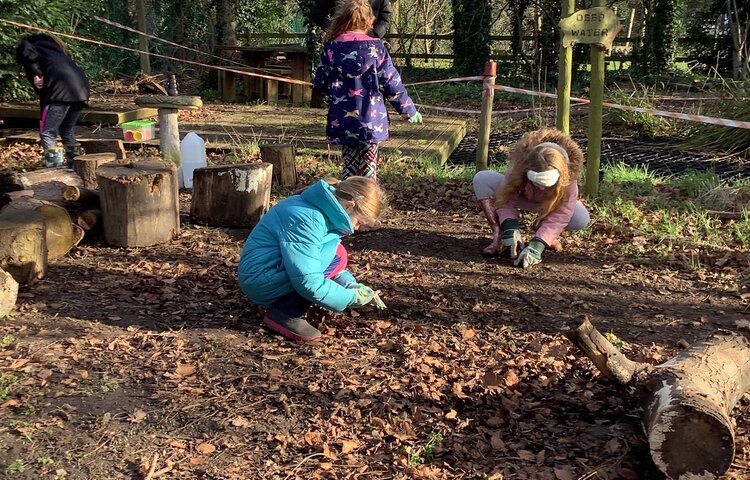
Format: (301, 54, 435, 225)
(1, 162, 749, 480)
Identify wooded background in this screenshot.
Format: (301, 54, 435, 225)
(0, 0, 748, 100)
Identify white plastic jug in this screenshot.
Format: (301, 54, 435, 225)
(180, 132, 207, 189)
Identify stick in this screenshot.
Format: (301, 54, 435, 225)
(144, 452, 159, 480)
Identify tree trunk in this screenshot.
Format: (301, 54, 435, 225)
(97, 159, 180, 247)
(260, 143, 297, 187)
(1, 198, 84, 260)
(0, 209, 47, 284)
(0, 267, 18, 318)
(190, 162, 273, 227)
(566, 318, 750, 480)
(73, 153, 117, 189)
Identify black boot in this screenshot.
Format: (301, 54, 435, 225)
(263, 306, 321, 342)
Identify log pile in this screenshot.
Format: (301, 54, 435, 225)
(566, 318, 750, 480)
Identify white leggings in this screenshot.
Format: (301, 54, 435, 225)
(473, 170, 590, 231)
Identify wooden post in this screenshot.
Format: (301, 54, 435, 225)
(0, 209, 47, 284)
(158, 108, 180, 162)
(584, 0, 606, 197)
(135, 0, 151, 74)
(476, 61, 496, 172)
(260, 144, 297, 187)
(73, 153, 117, 189)
(556, 0, 574, 134)
(190, 163, 273, 227)
(97, 160, 180, 247)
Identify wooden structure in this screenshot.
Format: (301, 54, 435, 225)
(97, 159, 180, 247)
(79, 139, 127, 160)
(1, 198, 83, 261)
(73, 153, 117, 189)
(215, 45, 311, 106)
(567, 318, 750, 480)
(190, 162, 273, 227)
(0, 209, 47, 284)
(0, 103, 157, 125)
(134, 95, 202, 162)
(260, 143, 297, 186)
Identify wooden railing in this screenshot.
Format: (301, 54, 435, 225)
(241, 32, 723, 63)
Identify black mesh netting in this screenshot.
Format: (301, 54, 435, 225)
(448, 132, 750, 180)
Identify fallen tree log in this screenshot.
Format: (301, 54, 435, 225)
(72, 208, 102, 238)
(1, 197, 84, 260)
(0, 267, 19, 318)
(0, 209, 47, 284)
(565, 318, 750, 480)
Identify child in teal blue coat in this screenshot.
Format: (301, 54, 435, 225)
(238, 176, 386, 342)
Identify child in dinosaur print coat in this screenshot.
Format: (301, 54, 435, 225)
(314, 0, 422, 181)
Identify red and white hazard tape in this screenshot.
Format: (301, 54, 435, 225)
(492, 84, 750, 130)
(0, 19, 313, 87)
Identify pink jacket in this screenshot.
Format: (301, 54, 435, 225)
(496, 181, 579, 246)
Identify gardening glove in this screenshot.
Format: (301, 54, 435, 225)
(514, 238, 546, 269)
(351, 284, 387, 309)
(500, 218, 524, 259)
(408, 112, 423, 124)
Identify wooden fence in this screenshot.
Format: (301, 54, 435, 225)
(241, 32, 714, 63)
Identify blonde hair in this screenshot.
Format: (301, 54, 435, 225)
(494, 128, 585, 221)
(325, 176, 386, 223)
(325, 0, 375, 42)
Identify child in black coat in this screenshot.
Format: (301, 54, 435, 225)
(15, 34, 90, 168)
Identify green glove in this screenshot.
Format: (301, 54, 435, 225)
(408, 112, 423, 124)
(351, 284, 387, 309)
(500, 218, 524, 258)
(514, 238, 546, 269)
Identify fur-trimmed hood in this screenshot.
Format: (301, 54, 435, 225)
(507, 128, 585, 183)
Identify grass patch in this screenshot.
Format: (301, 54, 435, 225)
(408, 432, 444, 466)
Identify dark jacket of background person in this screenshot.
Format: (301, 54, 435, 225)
(15, 33, 89, 108)
(309, 0, 394, 39)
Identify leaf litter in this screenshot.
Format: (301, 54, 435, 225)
(0, 159, 748, 478)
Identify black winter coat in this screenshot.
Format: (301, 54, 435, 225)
(15, 34, 89, 107)
(309, 0, 393, 39)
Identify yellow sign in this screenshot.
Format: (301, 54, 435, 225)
(559, 7, 622, 52)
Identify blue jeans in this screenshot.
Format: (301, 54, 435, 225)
(40, 103, 82, 149)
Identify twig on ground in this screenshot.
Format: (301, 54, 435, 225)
(283, 453, 326, 480)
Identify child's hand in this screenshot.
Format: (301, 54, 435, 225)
(514, 239, 545, 269)
(500, 218, 524, 258)
(408, 112, 423, 124)
(33, 75, 44, 89)
(351, 284, 386, 309)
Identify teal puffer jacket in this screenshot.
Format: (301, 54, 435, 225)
(238, 180, 356, 311)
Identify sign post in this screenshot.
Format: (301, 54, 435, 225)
(556, 0, 574, 134)
(558, 4, 622, 197)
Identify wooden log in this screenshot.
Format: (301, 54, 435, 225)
(74, 208, 102, 235)
(61, 185, 100, 206)
(22, 167, 83, 188)
(97, 159, 180, 247)
(0, 209, 47, 284)
(73, 153, 117, 189)
(190, 162, 273, 227)
(566, 318, 750, 479)
(78, 139, 127, 160)
(260, 143, 297, 187)
(2, 197, 84, 260)
(0, 267, 19, 318)
(0, 171, 31, 193)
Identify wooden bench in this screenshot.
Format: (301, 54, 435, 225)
(219, 66, 292, 105)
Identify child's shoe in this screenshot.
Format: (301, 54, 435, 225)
(43, 147, 65, 168)
(64, 143, 82, 168)
(263, 307, 322, 342)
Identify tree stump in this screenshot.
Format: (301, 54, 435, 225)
(260, 143, 297, 187)
(78, 139, 126, 159)
(1, 198, 83, 260)
(73, 153, 117, 189)
(97, 159, 180, 247)
(566, 318, 750, 479)
(135, 95, 202, 164)
(0, 209, 47, 284)
(190, 163, 273, 227)
(0, 267, 19, 318)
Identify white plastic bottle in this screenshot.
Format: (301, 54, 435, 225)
(180, 132, 207, 189)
